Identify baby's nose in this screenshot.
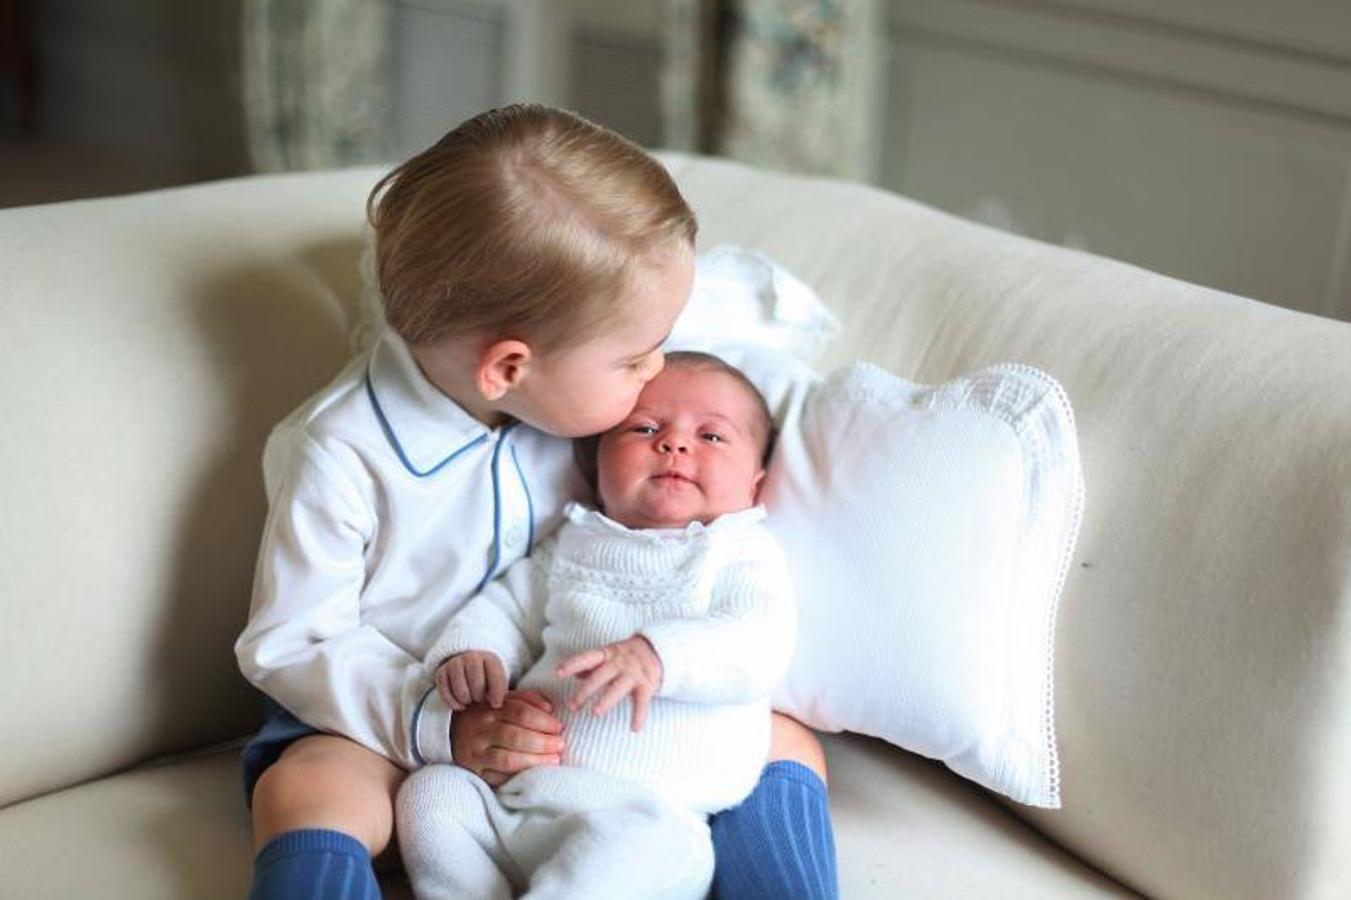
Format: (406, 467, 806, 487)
(658, 438, 688, 454)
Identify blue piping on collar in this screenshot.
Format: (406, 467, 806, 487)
(472, 422, 518, 594)
(510, 444, 535, 557)
(365, 370, 488, 478)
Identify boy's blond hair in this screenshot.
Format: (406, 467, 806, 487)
(367, 104, 697, 352)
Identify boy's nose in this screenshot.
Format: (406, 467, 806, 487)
(657, 438, 688, 454)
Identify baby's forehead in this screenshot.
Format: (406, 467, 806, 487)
(648, 365, 757, 414)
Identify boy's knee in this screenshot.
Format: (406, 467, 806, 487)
(251, 739, 400, 855)
(769, 712, 829, 785)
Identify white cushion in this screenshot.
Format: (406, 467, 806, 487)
(672, 244, 841, 364)
(760, 361, 1083, 808)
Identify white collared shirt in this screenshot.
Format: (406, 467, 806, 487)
(234, 330, 589, 769)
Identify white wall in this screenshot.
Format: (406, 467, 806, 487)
(881, 0, 1351, 321)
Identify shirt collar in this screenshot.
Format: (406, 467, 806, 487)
(366, 330, 495, 477)
(564, 501, 768, 538)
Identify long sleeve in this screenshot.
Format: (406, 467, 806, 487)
(234, 434, 434, 771)
(640, 533, 796, 705)
(422, 542, 552, 684)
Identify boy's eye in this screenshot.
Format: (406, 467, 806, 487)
(700, 432, 726, 444)
(631, 425, 658, 435)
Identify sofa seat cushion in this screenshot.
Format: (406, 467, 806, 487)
(0, 746, 256, 898)
(0, 746, 411, 898)
(0, 736, 1135, 898)
(824, 733, 1137, 898)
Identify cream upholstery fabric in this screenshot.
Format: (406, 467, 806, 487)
(2, 154, 1348, 898)
(824, 734, 1135, 899)
(0, 173, 365, 807)
(0, 738, 1125, 900)
(0, 749, 256, 898)
(655, 154, 1351, 900)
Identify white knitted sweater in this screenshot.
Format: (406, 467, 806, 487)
(424, 502, 796, 813)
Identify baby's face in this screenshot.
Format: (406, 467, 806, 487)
(596, 365, 767, 530)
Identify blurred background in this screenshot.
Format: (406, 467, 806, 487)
(2, 0, 1349, 322)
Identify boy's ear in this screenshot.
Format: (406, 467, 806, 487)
(476, 339, 534, 401)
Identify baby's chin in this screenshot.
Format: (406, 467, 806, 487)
(600, 492, 705, 530)
(605, 505, 703, 531)
(603, 496, 758, 531)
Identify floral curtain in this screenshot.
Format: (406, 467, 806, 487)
(241, 0, 393, 172)
(661, 0, 883, 181)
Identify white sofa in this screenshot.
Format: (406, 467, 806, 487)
(2, 153, 1349, 899)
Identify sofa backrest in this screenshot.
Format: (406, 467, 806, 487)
(0, 172, 371, 807)
(657, 152, 1351, 900)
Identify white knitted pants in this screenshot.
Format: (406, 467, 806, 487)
(397, 764, 714, 900)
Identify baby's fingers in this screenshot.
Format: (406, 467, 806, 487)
(447, 662, 473, 709)
(484, 655, 508, 709)
(589, 675, 635, 719)
(569, 663, 618, 710)
(630, 689, 650, 733)
(435, 666, 464, 711)
(556, 648, 605, 679)
(465, 658, 487, 703)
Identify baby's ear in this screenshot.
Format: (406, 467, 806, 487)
(476, 339, 533, 400)
(749, 467, 767, 504)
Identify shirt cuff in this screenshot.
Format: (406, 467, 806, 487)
(412, 687, 456, 766)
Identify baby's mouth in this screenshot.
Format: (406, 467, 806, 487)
(652, 472, 696, 486)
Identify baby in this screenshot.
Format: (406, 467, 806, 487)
(396, 351, 796, 899)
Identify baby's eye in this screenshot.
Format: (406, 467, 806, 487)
(631, 424, 658, 435)
(700, 432, 726, 444)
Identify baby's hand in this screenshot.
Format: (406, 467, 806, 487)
(436, 650, 508, 711)
(556, 636, 663, 732)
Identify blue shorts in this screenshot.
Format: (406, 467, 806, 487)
(240, 697, 321, 806)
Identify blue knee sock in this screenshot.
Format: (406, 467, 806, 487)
(709, 760, 839, 900)
(250, 829, 381, 900)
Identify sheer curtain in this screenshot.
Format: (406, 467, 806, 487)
(241, 0, 392, 172)
(662, 0, 884, 181)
